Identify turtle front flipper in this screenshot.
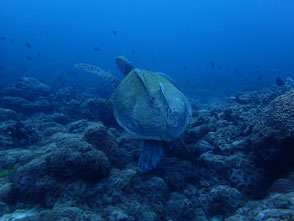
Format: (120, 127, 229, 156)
(74, 63, 121, 88)
(138, 140, 163, 172)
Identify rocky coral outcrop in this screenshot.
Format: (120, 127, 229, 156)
(226, 170, 294, 221)
(49, 134, 110, 181)
(0, 121, 42, 148)
(1, 76, 294, 220)
(2, 77, 51, 101)
(0, 108, 19, 121)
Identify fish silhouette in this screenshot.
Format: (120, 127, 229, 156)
(94, 46, 101, 52)
(25, 43, 31, 48)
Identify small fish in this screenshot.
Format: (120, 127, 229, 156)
(11, 39, 14, 43)
(26, 56, 33, 60)
(0, 36, 6, 40)
(112, 30, 117, 35)
(25, 43, 31, 48)
(37, 52, 41, 56)
(183, 66, 188, 70)
(65, 55, 69, 59)
(94, 46, 101, 52)
(211, 61, 215, 68)
(276, 77, 284, 86)
(234, 68, 239, 73)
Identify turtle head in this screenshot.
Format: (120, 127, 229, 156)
(115, 56, 135, 76)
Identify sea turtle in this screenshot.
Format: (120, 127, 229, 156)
(75, 57, 192, 171)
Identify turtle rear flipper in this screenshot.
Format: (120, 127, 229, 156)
(138, 140, 163, 172)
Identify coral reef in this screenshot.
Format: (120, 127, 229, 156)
(0, 76, 293, 220)
(254, 90, 294, 137)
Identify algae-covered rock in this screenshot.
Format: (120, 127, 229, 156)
(253, 90, 294, 138)
(3, 77, 50, 101)
(134, 177, 169, 202)
(206, 185, 243, 215)
(49, 137, 110, 181)
(83, 121, 107, 146)
(0, 108, 19, 121)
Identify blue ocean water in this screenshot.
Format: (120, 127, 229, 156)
(1, 1, 294, 220)
(1, 0, 294, 100)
